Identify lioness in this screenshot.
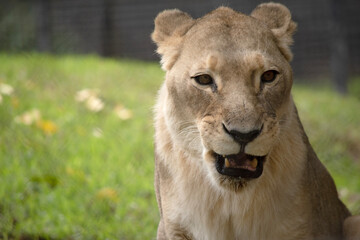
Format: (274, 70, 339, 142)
(152, 3, 353, 240)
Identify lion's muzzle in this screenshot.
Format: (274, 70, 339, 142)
(222, 123, 263, 151)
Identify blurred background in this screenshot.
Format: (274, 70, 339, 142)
(0, 0, 359, 239)
(1, 0, 360, 91)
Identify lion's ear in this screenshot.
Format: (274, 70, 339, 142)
(152, 9, 194, 70)
(251, 3, 297, 61)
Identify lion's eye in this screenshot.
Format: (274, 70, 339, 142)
(192, 74, 214, 85)
(261, 70, 279, 83)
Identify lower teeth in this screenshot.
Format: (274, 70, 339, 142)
(251, 158, 258, 168)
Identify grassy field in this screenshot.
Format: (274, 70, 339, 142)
(0, 53, 359, 239)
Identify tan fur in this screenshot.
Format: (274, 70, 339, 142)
(344, 215, 360, 240)
(152, 3, 352, 240)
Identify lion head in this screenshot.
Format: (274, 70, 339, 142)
(152, 3, 297, 190)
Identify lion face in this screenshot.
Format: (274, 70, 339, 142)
(153, 5, 297, 190)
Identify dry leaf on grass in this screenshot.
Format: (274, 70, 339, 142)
(14, 109, 41, 125)
(114, 105, 133, 120)
(75, 88, 105, 112)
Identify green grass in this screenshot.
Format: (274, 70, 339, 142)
(0, 53, 359, 239)
(293, 84, 360, 212)
(0, 54, 162, 239)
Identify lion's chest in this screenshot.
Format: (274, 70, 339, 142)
(171, 181, 309, 240)
(177, 200, 275, 240)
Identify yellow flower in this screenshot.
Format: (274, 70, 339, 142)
(11, 97, 20, 108)
(76, 126, 86, 136)
(114, 105, 133, 120)
(36, 120, 58, 135)
(14, 109, 58, 135)
(66, 166, 86, 182)
(96, 187, 118, 203)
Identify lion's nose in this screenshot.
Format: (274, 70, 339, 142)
(223, 124, 262, 145)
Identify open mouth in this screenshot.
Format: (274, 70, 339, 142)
(214, 152, 266, 179)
